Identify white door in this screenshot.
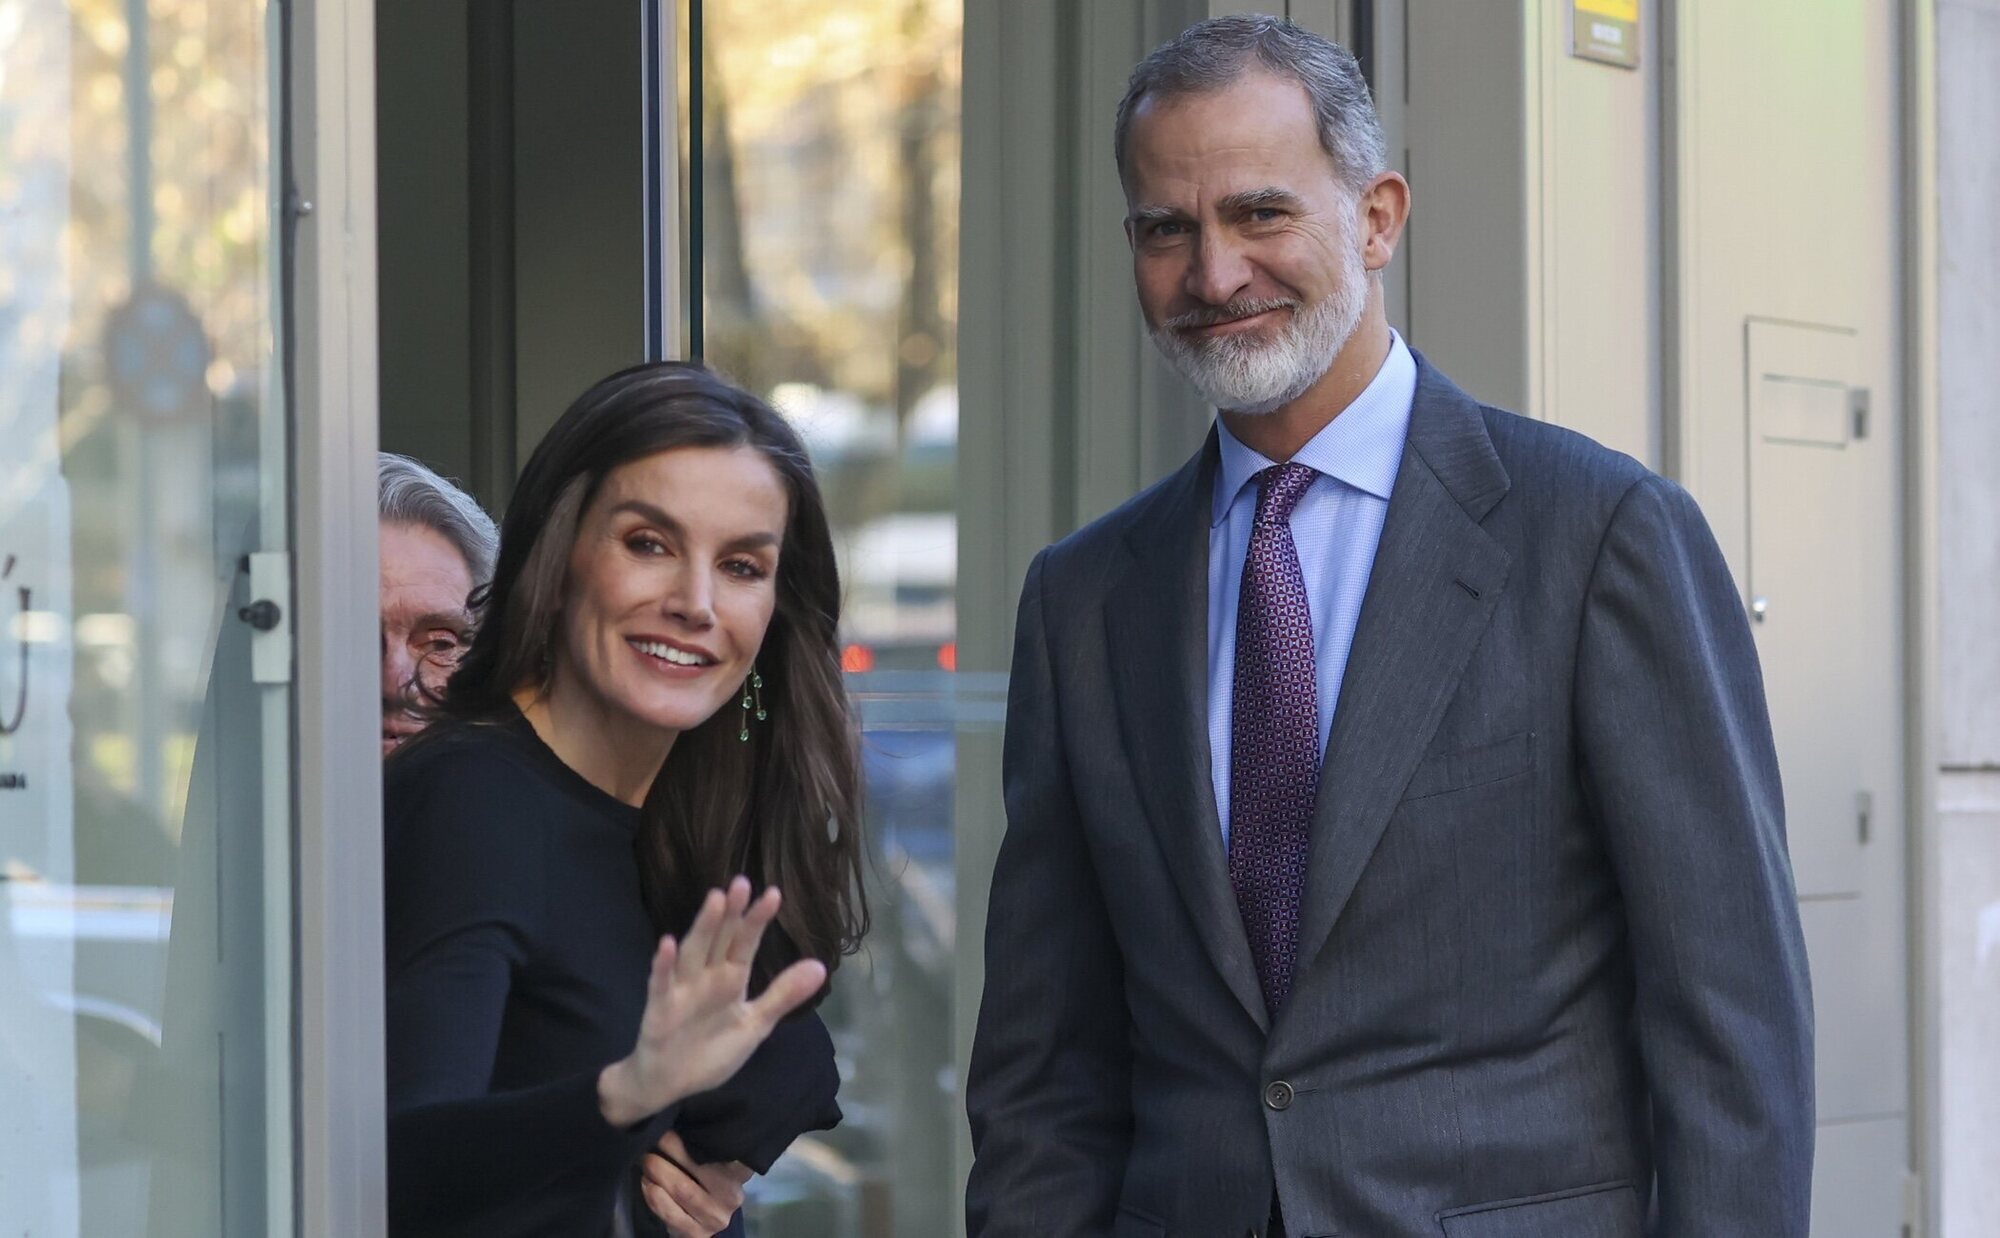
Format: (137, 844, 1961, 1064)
(1674, 3, 1912, 1233)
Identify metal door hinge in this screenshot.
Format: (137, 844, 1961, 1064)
(1903, 1167, 1924, 1236)
(243, 551, 293, 685)
(1850, 386, 1871, 440)
(1857, 789, 1874, 845)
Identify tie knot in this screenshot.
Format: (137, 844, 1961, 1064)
(1253, 461, 1318, 526)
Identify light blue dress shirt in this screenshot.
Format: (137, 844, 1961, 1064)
(1207, 332, 1417, 844)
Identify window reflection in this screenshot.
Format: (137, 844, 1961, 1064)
(0, 0, 279, 1232)
(698, 2, 963, 1233)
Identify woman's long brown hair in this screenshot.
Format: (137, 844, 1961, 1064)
(432, 361, 868, 979)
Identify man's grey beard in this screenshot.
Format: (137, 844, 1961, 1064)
(1148, 240, 1370, 416)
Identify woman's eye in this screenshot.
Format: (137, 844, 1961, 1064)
(724, 558, 769, 581)
(626, 534, 667, 556)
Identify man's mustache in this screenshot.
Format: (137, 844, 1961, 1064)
(1165, 297, 1299, 332)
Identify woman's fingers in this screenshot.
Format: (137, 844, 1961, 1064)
(654, 1129, 694, 1165)
(640, 1151, 734, 1233)
(649, 1134, 750, 1215)
(748, 957, 827, 1027)
(675, 888, 727, 980)
(685, 877, 777, 972)
(650, 1132, 709, 1193)
(639, 1173, 704, 1235)
(646, 935, 679, 1003)
(705, 877, 755, 968)
(725, 886, 784, 967)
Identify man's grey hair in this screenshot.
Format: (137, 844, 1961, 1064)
(1114, 15, 1387, 193)
(378, 452, 500, 589)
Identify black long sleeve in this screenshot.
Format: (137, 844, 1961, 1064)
(384, 716, 839, 1236)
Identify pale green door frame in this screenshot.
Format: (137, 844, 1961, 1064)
(289, 0, 389, 1232)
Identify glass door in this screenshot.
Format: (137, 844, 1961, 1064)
(0, 0, 294, 1232)
(685, 3, 971, 1232)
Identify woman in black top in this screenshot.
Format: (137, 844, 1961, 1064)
(385, 363, 868, 1236)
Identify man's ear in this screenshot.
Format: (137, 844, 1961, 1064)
(1358, 171, 1411, 274)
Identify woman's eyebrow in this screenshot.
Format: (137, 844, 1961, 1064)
(608, 498, 680, 530)
(608, 499, 780, 553)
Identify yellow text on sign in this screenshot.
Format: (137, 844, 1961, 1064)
(1575, 0, 1638, 21)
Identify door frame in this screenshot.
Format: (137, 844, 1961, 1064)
(288, 0, 387, 1233)
(1897, 0, 1941, 1230)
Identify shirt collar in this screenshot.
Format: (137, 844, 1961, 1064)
(1211, 331, 1418, 527)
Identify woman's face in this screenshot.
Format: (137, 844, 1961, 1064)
(552, 444, 788, 739)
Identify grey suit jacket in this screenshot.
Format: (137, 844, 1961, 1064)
(965, 358, 1814, 1238)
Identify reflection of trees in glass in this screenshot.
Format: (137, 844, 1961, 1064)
(704, 5, 963, 1237)
(59, 0, 270, 832)
(699, 27, 827, 402)
(892, 0, 948, 430)
(11, 3, 278, 1232)
(66, 0, 269, 393)
(704, 0, 960, 439)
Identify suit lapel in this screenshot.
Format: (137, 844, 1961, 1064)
(1105, 432, 1271, 1033)
(1289, 359, 1514, 987)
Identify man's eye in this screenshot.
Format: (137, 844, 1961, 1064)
(420, 633, 462, 657)
(1150, 221, 1186, 238)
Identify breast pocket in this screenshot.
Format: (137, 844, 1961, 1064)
(1438, 1180, 1641, 1237)
(1400, 731, 1536, 803)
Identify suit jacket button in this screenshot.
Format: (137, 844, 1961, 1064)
(1264, 1080, 1294, 1110)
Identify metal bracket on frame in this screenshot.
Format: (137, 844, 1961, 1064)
(241, 550, 294, 685)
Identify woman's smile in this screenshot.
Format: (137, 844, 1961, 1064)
(626, 634, 721, 674)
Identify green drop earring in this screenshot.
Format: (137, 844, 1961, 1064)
(738, 664, 767, 742)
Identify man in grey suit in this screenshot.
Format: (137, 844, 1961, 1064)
(965, 16, 1813, 1238)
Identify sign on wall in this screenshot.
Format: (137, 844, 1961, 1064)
(1571, 0, 1640, 70)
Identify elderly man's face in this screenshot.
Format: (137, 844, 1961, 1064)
(1123, 71, 1373, 414)
(380, 521, 475, 756)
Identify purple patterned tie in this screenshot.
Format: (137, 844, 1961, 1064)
(1229, 461, 1321, 1015)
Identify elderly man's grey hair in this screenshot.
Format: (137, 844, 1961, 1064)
(1114, 15, 1386, 194)
(377, 453, 500, 590)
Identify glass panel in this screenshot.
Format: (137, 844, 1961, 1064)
(0, 0, 289, 1233)
(697, 3, 965, 1233)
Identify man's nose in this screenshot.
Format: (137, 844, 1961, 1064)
(1186, 233, 1253, 306)
(382, 642, 417, 700)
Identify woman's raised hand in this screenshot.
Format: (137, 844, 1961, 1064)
(597, 877, 828, 1129)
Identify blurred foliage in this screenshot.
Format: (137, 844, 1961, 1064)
(702, 0, 960, 432)
(62, 0, 269, 402)
(699, 6, 966, 1237)
(54, 0, 272, 837)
